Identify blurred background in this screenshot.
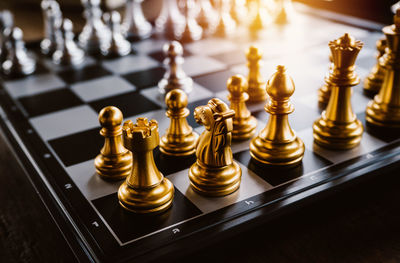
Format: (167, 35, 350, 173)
(0, 0, 397, 41)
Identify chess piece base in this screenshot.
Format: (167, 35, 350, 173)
(366, 99, 400, 128)
(2, 58, 36, 76)
(53, 49, 85, 66)
(232, 116, 258, 140)
(313, 117, 364, 150)
(363, 70, 384, 96)
(250, 135, 305, 166)
(95, 151, 132, 181)
(118, 177, 174, 214)
(158, 77, 193, 95)
(189, 161, 241, 197)
(160, 132, 199, 156)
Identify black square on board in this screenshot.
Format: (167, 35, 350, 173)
(89, 92, 161, 117)
(19, 88, 83, 118)
(49, 127, 102, 167)
(186, 97, 214, 128)
(57, 64, 112, 84)
(154, 147, 196, 176)
(193, 70, 235, 93)
(92, 189, 202, 243)
(210, 50, 247, 66)
(234, 149, 332, 186)
(123, 67, 166, 89)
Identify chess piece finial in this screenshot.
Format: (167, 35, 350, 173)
(178, 0, 203, 42)
(118, 118, 174, 213)
(101, 11, 131, 57)
(363, 37, 387, 96)
(213, 0, 236, 38)
(2, 27, 36, 77)
(155, 0, 185, 40)
(40, 0, 62, 56)
(250, 65, 304, 166)
(160, 89, 199, 156)
(314, 33, 364, 149)
(366, 9, 400, 128)
(78, 0, 111, 54)
(158, 41, 193, 95)
(189, 98, 242, 196)
(53, 19, 85, 66)
(246, 46, 268, 102)
(95, 106, 132, 180)
(122, 0, 152, 40)
(318, 54, 334, 106)
(227, 74, 257, 140)
(0, 10, 14, 64)
(196, 0, 217, 36)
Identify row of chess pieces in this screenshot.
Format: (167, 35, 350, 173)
(0, 0, 292, 77)
(95, 10, 400, 213)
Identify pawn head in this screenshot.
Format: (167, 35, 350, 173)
(163, 41, 183, 57)
(227, 74, 247, 97)
(62, 18, 73, 32)
(99, 106, 123, 127)
(11, 27, 23, 41)
(266, 65, 295, 100)
(165, 89, 188, 110)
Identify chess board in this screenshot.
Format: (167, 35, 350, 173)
(0, 4, 399, 263)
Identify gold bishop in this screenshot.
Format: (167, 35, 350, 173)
(118, 118, 174, 213)
(227, 74, 257, 140)
(189, 98, 242, 196)
(94, 106, 132, 180)
(250, 65, 304, 166)
(366, 10, 400, 128)
(313, 33, 364, 149)
(160, 89, 199, 156)
(246, 46, 268, 102)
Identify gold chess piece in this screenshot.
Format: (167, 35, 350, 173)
(366, 10, 400, 128)
(363, 37, 387, 95)
(118, 118, 174, 213)
(214, 0, 236, 38)
(227, 74, 258, 140)
(247, 46, 268, 102)
(318, 54, 334, 106)
(274, 0, 294, 25)
(160, 89, 199, 156)
(248, 0, 270, 33)
(250, 65, 305, 166)
(189, 98, 242, 196)
(94, 106, 132, 180)
(313, 33, 364, 149)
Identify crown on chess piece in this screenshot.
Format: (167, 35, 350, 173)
(118, 118, 174, 213)
(95, 106, 132, 180)
(189, 98, 241, 196)
(313, 33, 364, 149)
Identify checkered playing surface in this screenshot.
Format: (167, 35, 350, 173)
(0, 11, 394, 246)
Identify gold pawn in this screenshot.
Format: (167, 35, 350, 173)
(246, 46, 268, 102)
(118, 118, 174, 213)
(227, 74, 258, 140)
(366, 10, 400, 128)
(318, 54, 334, 107)
(160, 89, 199, 156)
(94, 106, 132, 180)
(250, 65, 305, 166)
(189, 98, 242, 196)
(313, 33, 364, 149)
(363, 37, 387, 95)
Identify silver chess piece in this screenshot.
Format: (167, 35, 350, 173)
(2, 27, 36, 76)
(158, 41, 193, 95)
(79, 0, 111, 54)
(196, 0, 217, 36)
(155, 0, 185, 40)
(53, 19, 85, 66)
(122, 0, 152, 39)
(178, 0, 203, 42)
(101, 11, 131, 57)
(40, 0, 63, 56)
(0, 10, 14, 64)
